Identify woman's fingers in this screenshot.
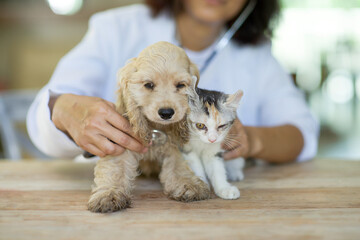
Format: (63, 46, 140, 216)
(81, 132, 126, 157)
(82, 143, 106, 158)
(103, 100, 116, 109)
(222, 118, 249, 160)
(81, 98, 146, 154)
(94, 135, 126, 157)
(102, 124, 147, 153)
(105, 109, 144, 144)
(223, 145, 246, 160)
(97, 101, 147, 152)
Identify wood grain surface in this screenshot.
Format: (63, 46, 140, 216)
(0, 159, 359, 240)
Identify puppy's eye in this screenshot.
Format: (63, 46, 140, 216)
(176, 83, 186, 89)
(196, 123, 206, 130)
(218, 124, 227, 130)
(144, 82, 155, 90)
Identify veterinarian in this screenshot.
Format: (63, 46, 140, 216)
(27, 0, 319, 163)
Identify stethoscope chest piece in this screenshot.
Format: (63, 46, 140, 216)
(150, 129, 167, 146)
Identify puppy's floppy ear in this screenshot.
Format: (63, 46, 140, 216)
(189, 61, 200, 88)
(117, 57, 137, 85)
(116, 58, 137, 114)
(225, 90, 243, 109)
(115, 57, 150, 142)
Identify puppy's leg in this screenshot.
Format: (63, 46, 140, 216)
(87, 151, 139, 213)
(160, 149, 211, 202)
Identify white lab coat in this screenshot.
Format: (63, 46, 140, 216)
(26, 4, 319, 161)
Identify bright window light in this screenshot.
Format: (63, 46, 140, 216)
(325, 70, 354, 104)
(47, 0, 83, 15)
(356, 75, 360, 101)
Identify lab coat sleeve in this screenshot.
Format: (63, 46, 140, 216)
(258, 57, 320, 162)
(26, 12, 115, 158)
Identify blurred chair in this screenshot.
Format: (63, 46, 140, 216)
(0, 89, 49, 160)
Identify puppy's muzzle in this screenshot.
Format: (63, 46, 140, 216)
(158, 108, 175, 120)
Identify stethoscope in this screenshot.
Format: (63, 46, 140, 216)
(83, 0, 256, 157)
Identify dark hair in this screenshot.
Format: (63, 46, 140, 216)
(145, 0, 280, 45)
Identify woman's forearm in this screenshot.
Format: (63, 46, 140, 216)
(244, 125, 304, 163)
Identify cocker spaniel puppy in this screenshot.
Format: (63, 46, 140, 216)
(88, 41, 211, 213)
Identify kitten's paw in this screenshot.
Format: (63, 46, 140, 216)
(227, 169, 244, 182)
(167, 178, 211, 202)
(216, 186, 240, 200)
(225, 158, 245, 182)
(87, 189, 131, 213)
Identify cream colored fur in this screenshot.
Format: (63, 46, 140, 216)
(88, 42, 211, 213)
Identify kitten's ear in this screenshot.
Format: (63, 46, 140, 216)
(186, 61, 202, 110)
(185, 82, 202, 111)
(225, 90, 243, 109)
(191, 76, 198, 89)
(186, 63, 199, 103)
(189, 61, 200, 87)
(185, 82, 198, 104)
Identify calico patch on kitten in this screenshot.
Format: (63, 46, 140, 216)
(182, 87, 245, 200)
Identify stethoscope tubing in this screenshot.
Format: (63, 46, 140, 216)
(199, 0, 257, 74)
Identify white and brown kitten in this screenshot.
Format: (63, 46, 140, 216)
(183, 88, 245, 200)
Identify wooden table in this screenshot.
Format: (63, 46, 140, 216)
(0, 159, 359, 240)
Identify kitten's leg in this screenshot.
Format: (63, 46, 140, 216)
(160, 148, 211, 202)
(225, 157, 245, 182)
(87, 151, 139, 213)
(203, 156, 240, 200)
(182, 152, 209, 185)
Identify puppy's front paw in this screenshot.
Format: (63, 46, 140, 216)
(216, 186, 240, 200)
(167, 178, 211, 202)
(87, 189, 131, 213)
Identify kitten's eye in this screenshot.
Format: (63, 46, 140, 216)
(196, 123, 206, 130)
(176, 83, 186, 89)
(218, 124, 228, 130)
(144, 82, 155, 90)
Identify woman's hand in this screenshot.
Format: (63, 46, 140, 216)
(222, 118, 304, 163)
(222, 118, 252, 160)
(50, 94, 148, 157)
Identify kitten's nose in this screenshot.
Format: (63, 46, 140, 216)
(208, 138, 216, 143)
(158, 108, 175, 120)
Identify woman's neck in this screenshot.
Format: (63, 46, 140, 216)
(176, 13, 224, 51)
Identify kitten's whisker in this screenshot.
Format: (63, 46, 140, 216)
(225, 135, 244, 141)
(224, 138, 243, 144)
(188, 138, 201, 141)
(222, 142, 233, 149)
(222, 139, 240, 146)
(223, 139, 243, 147)
(189, 139, 205, 143)
(225, 133, 245, 137)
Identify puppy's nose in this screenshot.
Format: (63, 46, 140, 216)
(158, 108, 175, 120)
